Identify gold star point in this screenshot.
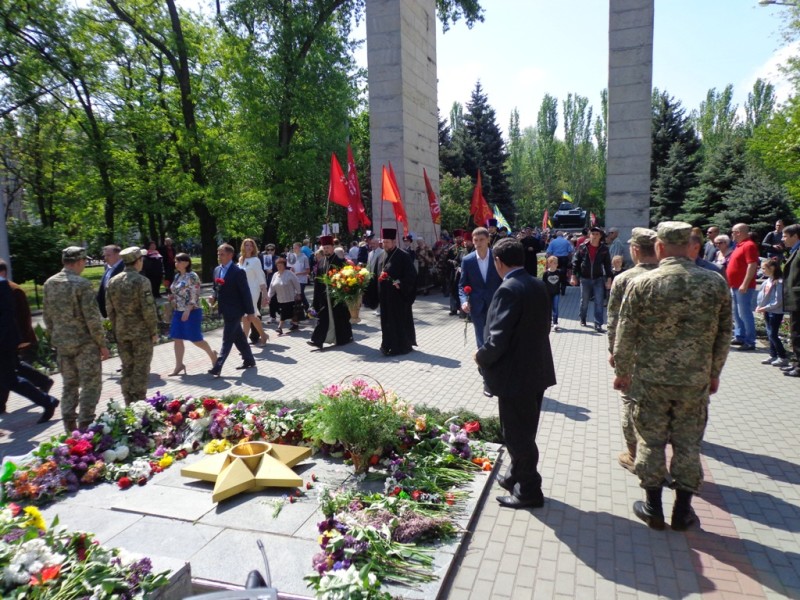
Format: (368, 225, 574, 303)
(181, 441, 312, 503)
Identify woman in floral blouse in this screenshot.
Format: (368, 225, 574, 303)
(168, 253, 217, 375)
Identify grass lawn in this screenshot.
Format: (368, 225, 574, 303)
(19, 258, 206, 311)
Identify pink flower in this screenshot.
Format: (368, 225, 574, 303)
(463, 421, 481, 433)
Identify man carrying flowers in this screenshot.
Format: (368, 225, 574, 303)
(308, 235, 353, 350)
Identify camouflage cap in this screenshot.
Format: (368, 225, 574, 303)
(62, 246, 86, 260)
(656, 221, 692, 245)
(120, 246, 147, 264)
(627, 227, 657, 247)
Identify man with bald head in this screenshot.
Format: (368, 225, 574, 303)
(728, 223, 760, 351)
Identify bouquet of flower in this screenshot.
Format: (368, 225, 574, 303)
(320, 264, 372, 306)
(0, 504, 168, 598)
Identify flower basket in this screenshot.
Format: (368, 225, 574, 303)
(319, 263, 372, 307)
(303, 376, 405, 475)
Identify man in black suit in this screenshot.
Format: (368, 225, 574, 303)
(475, 238, 557, 509)
(209, 244, 257, 376)
(0, 260, 59, 422)
(97, 245, 124, 318)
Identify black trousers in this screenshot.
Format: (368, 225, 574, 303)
(498, 390, 544, 499)
(791, 311, 800, 364)
(216, 317, 254, 369)
(0, 354, 51, 412)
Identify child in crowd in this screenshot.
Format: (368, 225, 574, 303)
(542, 255, 564, 332)
(755, 258, 789, 367)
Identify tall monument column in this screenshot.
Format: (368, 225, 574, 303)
(606, 0, 654, 236)
(365, 0, 439, 244)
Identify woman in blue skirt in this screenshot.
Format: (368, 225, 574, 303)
(168, 253, 217, 375)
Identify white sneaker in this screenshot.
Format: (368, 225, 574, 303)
(762, 357, 777, 365)
(772, 358, 789, 367)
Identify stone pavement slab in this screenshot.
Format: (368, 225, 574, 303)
(3, 287, 800, 598)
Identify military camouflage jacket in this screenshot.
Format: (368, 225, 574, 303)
(43, 268, 106, 350)
(106, 268, 158, 341)
(613, 257, 731, 386)
(607, 262, 658, 354)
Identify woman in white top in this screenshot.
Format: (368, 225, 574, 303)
(267, 257, 302, 335)
(238, 238, 269, 345)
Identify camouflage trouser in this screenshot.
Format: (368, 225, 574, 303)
(631, 379, 709, 493)
(619, 392, 637, 449)
(117, 338, 154, 405)
(57, 344, 102, 427)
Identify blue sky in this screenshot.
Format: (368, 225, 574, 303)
(355, 0, 797, 134)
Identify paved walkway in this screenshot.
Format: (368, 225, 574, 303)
(2, 288, 799, 599)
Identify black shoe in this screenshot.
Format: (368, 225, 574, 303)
(730, 338, 744, 346)
(448, 310, 457, 316)
(234, 362, 256, 370)
(483, 383, 493, 398)
(595, 324, 605, 333)
(496, 494, 544, 509)
(208, 368, 221, 378)
(306, 341, 322, 349)
(37, 397, 59, 424)
(781, 364, 797, 372)
(784, 368, 800, 377)
(496, 474, 515, 493)
(633, 488, 665, 530)
(737, 344, 755, 351)
(671, 490, 698, 531)
(580, 319, 587, 327)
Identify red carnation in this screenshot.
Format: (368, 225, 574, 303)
(202, 398, 219, 411)
(379, 271, 389, 282)
(214, 277, 225, 286)
(117, 476, 133, 490)
(166, 400, 182, 413)
(463, 420, 481, 433)
(463, 285, 472, 295)
(411, 490, 422, 501)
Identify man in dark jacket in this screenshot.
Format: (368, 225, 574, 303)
(571, 226, 613, 332)
(209, 244, 257, 376)
(782, 224, 800, 377)
(475, 238, 556, 509)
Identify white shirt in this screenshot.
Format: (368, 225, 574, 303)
(348, 245, 360, 260)
(476, 250, 491, 282)
(290, 252, 310, 284)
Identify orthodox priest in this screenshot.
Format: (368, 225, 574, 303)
(308, 236, 353, 350)
(378, 228, 417, 355)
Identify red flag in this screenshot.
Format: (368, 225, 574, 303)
(470, 171, 493, 227)
(328, 153, 349, 208)
(345, 144, 370, 230)
(423, 168, 441, 225)
(542, 209, 549, 230)
(382, 163, 409, 235)
(590, 212, 597, 226)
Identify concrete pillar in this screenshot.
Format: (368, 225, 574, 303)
(365, 0, 439, 245)
(606, 0, 654, 238)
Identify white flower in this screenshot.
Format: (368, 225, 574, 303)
(101, 449, 117, 463)
(3, 538, 64, 584)
(114, 445, 130, 461)
(102, 424, 111, 434)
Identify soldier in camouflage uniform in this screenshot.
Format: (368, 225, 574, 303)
(613, 222, 731, 531)
(106, 247, 158, 406)
(43, 246, 110, 433)
(606, 227, 659, 474)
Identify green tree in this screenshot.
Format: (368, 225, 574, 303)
(534, 94, 560, 209)
(561, 93, 596, 210)
(744, 78, 776, 136)
(6, 220, 64, 284)
(676, 139, 747, 227)
(716, 168, 794, 237)
(650, 89, 701, 224)
(438, 172, 472, 233)
(693, 85, 740, 153)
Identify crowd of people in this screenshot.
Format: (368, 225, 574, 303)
(1, 214, 798, 533)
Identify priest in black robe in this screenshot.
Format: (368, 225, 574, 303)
(378, 228, 417, 355)
(308, 236, 353, 350)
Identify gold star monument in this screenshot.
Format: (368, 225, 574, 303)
(181, 441, 312, 503)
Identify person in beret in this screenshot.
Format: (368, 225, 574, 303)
(613, 221, 731, 532)
(606, 227, 659, 474)
(43, 246, 110, 433)
(106, 247, 158, 405)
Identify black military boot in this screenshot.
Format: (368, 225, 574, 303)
(633, 487, 665, 530)
(671, 489, 698, 531)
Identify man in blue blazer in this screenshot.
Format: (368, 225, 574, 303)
(459, 227, 502, 348)
(209, 244, 257, 376)
(476, 238, 556, 509)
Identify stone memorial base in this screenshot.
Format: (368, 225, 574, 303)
(38, 445, 503, 598)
